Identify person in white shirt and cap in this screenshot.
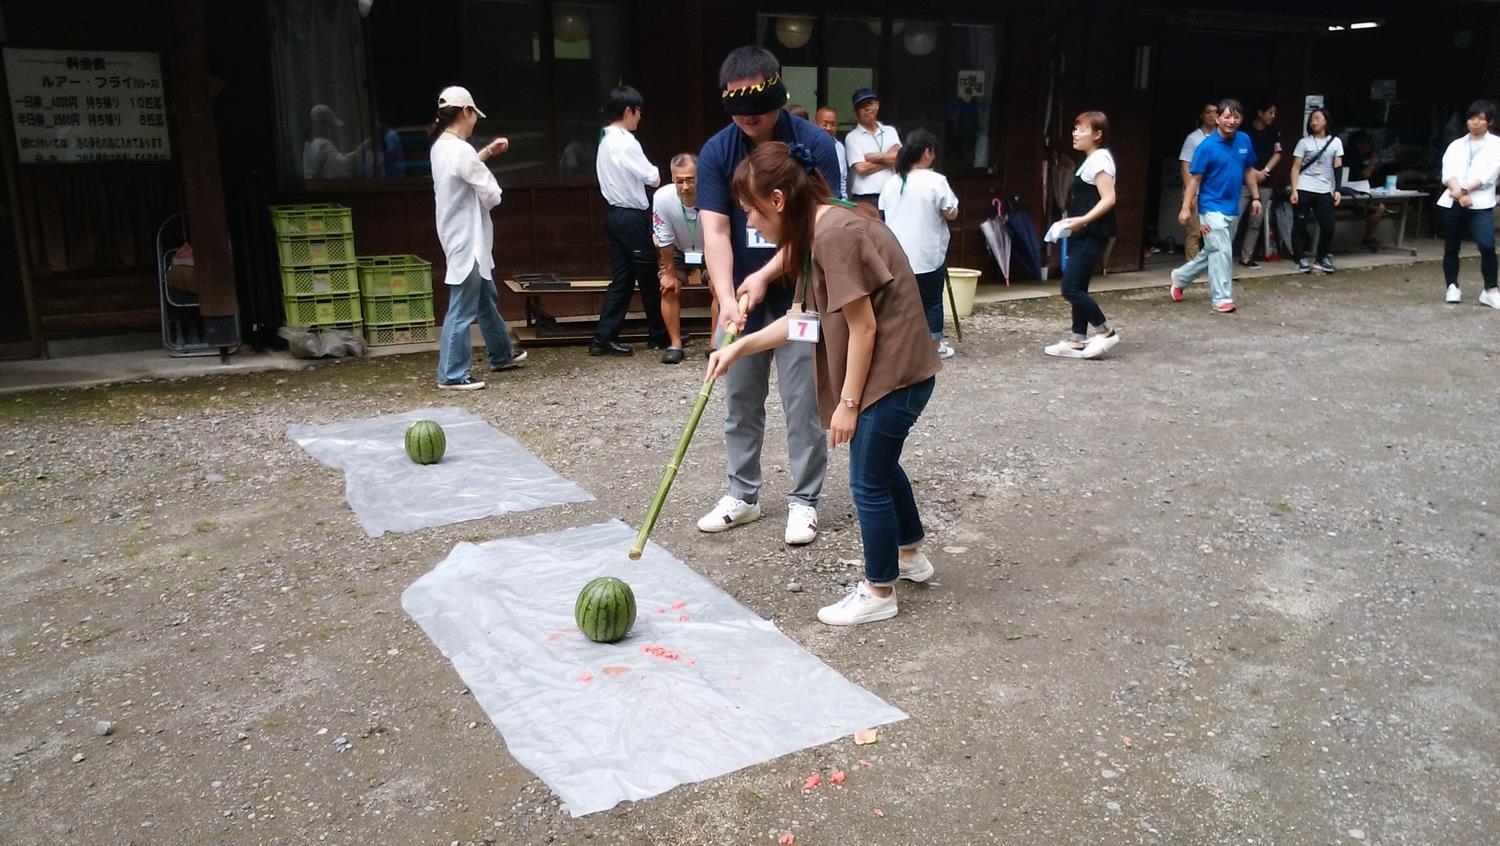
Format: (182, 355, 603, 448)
(844, 88, 901, 208)
(428, 85, 526, 391)
(592, 84, 667, 357)
(1438, 99, 1500, 308)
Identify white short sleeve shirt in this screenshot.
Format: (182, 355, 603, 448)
(1291, 135, 1344, 193)
(844, 122, 901, 196)
(651, 184, 701, 252)
(877, 169, 959, 274)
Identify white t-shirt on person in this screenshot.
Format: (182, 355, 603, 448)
(1292, 135, 1344, 194)
(1076, 148, 1116, 185)
(651, 184, 702, 252)
(1179, 128, 1211, 164)
(431, 134, 502, 285)
(878, 168, 959, 274)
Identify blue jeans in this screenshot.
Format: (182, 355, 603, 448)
(1442, 205, 1497, 290)
(437, 262, 515, 385)
(1173, 211, 1237, 307)
(849, 377, 935, 585)
(913, 267, 946, 340)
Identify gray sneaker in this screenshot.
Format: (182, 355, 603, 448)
(438, 376, 486, 391)
(1297, 258, 1312, 273)
(1314, 258, 1335, 274)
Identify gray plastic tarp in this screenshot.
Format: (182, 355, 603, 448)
(401, 520, 907, 816)
(288, 407, 593, 536)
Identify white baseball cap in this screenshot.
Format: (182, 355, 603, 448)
(437, 85, 486, 119)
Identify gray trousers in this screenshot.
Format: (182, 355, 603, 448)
(721, 340, 827, 507)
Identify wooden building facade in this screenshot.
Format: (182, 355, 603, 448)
(0, 0, 1495, 358)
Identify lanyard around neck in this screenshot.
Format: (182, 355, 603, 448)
(679, 199, 698, 247)
(443, 129, 464, 142)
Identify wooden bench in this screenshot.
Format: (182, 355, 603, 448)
(501, 273, 713, 345)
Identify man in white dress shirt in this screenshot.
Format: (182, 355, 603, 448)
(814, 106, 849, 200)
(593, 85, 666, 357)
(844, 88, 900, 207)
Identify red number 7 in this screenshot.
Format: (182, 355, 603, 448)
(796, 321, 807, 337)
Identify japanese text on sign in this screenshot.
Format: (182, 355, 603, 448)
(3, 48, 171, 163)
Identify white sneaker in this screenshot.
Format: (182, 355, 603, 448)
(816, 581, 898, 626)
(1446, 284, 1462, 304)
(936, 340, 955, 360)
(1081, 331, 1119, 359)
(1480, 289, 1500, 310)
(898, 551, 935, 583)
(785, 503, 818, 545)
(696, 496, 762, 533)
(1044, 340, 1088, 358)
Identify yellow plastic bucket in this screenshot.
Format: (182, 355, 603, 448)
(944, 267, 981, 322)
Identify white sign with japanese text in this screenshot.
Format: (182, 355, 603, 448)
(3, 48, 170, 163)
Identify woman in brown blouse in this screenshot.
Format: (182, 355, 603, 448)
(707, 141, 941, 626)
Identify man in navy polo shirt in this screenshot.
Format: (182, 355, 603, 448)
(694, 45, 841, 547)
(1171, 98, 1260, 313)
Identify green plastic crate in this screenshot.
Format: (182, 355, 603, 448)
(280, 263, 359, 297)
(365, 322, 439, 346)
(361, 293, 435, 326)
(281, 293, 362, 326)
(357, 255, 433, 296)
(269, 204, 353, 237)
(276, 234, 356, 268)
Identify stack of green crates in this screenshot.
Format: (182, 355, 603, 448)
(269, 203, 362, 335)
(357, 255, 436, 345)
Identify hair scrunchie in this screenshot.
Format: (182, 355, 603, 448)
(786, 142, 817, 175)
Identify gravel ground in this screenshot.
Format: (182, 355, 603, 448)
(2, 259, 1498, 845)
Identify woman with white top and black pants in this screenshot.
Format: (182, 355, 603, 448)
(1289, 107, 1344, 274)
(429, 86, 526, 390)
(1045, 111, 1119, 360)
(1438, 99, 1500, 308)
(879, 129, 959, 360)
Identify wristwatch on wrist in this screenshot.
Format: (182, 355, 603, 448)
(840, 396, 857, 409)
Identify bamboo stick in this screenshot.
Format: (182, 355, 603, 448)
(629, 295, 751, 560)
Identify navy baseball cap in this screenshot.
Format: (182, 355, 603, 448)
(851, 88, 878, 108)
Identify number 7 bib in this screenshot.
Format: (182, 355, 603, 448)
(787, 312, 820, 343)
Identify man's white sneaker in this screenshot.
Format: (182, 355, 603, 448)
(696, 496, 762, 533)
(785, 503, 818, 545)
(936, 340, 955, 360)
(1044, 340, 1088, 358)
(898, 551, 935, 583)
(816, 581, 898, 626)
(1480, 289, 1500, 310)
(1446, 284, 1462, 304)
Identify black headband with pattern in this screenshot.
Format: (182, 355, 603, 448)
(721, 73, 789, 116)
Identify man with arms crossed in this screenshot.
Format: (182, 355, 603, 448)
(844, 88, 900, 208)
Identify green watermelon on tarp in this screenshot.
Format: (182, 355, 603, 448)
(404, 419, 446, 465)
(575, 576, 636, 643)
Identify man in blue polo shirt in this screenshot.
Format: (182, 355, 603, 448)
(1171, 98, 1260, 313)
(695, 45, 841, 547)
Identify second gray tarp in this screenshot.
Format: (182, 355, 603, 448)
(401, 520, 907, 816)
(288, 406, 593, 536)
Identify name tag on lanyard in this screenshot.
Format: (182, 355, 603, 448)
(787, 311, 820, 343)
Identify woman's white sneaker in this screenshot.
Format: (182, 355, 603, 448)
(1479, 288, 1500, 309)
(817, 581, 897, 626)
(785, 503, 818, 545)
(1446, 284, 1462, 304)
(696, 496, 762, 533)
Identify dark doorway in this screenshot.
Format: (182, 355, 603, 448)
(1144, 29, 1277, 265)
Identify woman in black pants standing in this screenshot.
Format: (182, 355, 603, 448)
(1045, 111, 1119, 359)
(1289, 107, 1344, 274)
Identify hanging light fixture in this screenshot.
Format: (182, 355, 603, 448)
(903, 22, 939, 56)
(866, 18, 907, 37)
(554, 6, 591, 44)
(776, 16, 815, 49)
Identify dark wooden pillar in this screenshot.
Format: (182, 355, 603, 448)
(167, 0, 237, 344)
